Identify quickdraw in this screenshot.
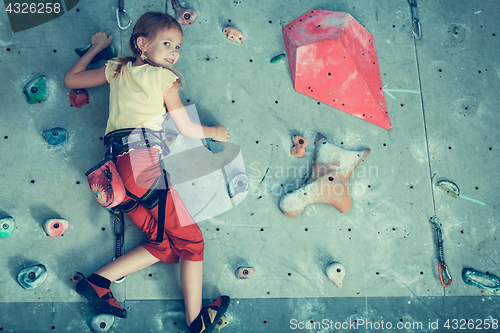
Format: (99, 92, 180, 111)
(116, 0, 132, 30)
(110, 207, 126, 283)
(429, 216, 452, 287)
(408, 0, 421, 39)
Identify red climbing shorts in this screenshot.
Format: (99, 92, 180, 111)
(115, 148, 204, 263)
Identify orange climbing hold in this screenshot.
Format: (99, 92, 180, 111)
(290, 135, 308, 157)
(171, 0, 197, 25)
(280, 133, 370, 217)
(223, 26, 244, 44)
(283, 9, 391, 130)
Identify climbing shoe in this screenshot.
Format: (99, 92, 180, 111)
(188, 295, 230, 333)
(76, 278, 127, 318)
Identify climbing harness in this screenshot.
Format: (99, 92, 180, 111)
(116, 0, 132, 30)
(429, 216, 452, 287)
(408, 0, 421, 39)
(462, 268, 500, 294)
(104, 128, 171, 244)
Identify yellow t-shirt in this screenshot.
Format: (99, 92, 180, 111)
(104, 60, 179, 135)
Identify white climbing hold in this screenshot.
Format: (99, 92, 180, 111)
(326, 262, 346, 289)
(91, 313, 115, 332)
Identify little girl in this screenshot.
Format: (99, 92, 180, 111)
(64, 12, 229, 333)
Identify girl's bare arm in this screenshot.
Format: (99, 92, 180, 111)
(164, 82, 229, 142)
(63, 32, 113, 89)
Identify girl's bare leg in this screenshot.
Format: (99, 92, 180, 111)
(95, 245, 160, 282)
(181, 259, 203, 326)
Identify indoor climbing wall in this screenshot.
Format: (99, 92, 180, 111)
(0, 0, 499, 332)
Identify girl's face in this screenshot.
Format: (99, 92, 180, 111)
(143, 27, 182, 68)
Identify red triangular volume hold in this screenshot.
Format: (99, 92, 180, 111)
(283, 9, 391, 130)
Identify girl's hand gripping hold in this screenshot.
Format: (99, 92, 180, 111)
(63, 32, 113, 89)
(212, 125, 229, 142)
(91, 32, 113, 53)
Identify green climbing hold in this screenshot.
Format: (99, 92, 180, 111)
(270, 53, 286, 63)
(0, 216, 15, 237)
(462, 267, 500, 294)
(23, 76, 48, 104)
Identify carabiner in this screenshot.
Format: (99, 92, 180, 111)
(116, 0, 132, 30)
(438, 262, 452, 287)
(412, 19, 421, 40)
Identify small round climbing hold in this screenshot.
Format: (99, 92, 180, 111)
(43, 127, 68, 146)
(69, 88, 89, 108)
(17, 264, 48, 290)
(228, 173, 248, 198)
(90, 313, 115, 333)
(326, 262, 346, 289)
(43, 218, 69, 237)
(23, 76, 48, 104)
(290, 135, 308, 157)
(236, 266, 256, 279)
(0, 216, 15, 238)
(215, 315, 229, 329)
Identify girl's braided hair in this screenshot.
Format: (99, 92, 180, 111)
(111, 11, 184, 89)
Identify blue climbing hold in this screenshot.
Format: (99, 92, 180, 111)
(203, 138, 226, 154)
(0, 216, 15, 238)
(23, 76, 48, 104)
(43, 127, 68, 146)
(462, 267, 500, 294)
(17, 264, 48, 290)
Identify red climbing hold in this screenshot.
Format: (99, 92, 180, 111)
(43, 218, 68, 237)
(283, 9, 391, 130)
(69, 89, 89, 108)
